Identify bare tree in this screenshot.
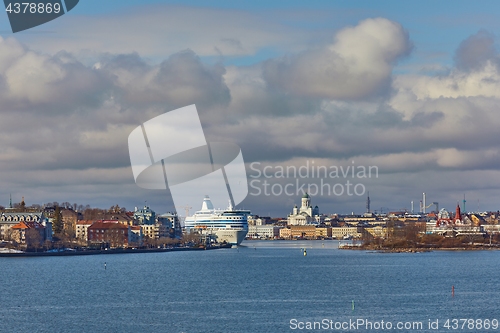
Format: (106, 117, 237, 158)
(25, 228, 42, 251)
(4, 229, 17, 248)
(43, 240, 52, 251)
(182, 232, 201, 246)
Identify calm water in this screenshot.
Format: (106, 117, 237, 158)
(0, 241, 499, 333)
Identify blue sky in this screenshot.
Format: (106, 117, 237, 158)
(1, 1, 500, 216)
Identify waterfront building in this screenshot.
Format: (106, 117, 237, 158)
(287, 193, 323, 225)
(315, 226, 332, 239)
(0, 218, 22, 240)
(280, 225, 317, 239)
(0, 211, 50, 242)
(247, 225, 281, 239)
(482, 225, 500, 234)
(157, 212, 182, 237)
(134, 205, 155, 225)
(88, 220, 131, 248)
(10, 221, 46, 245)
(140, 213, 181, 240)
(365, 225, 386, 238)
(140, 223, 168, 240)
(130, 225, 143, 246)
(75, 220, 94, 242)
(280, 225, 362, 239)
(330, 226, 362, 239)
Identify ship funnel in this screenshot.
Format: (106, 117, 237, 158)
(201, 196, 214, 211)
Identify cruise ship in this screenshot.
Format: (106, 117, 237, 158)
(184, 196, 250, 245)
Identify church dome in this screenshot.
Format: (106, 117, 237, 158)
(302, 192, 310, 199)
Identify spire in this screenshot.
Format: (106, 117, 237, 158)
(455, 202, 461, 223)
(366, 191, 371, 213)
(9, 193, 12, 209)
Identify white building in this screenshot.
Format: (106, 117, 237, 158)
(247, 216, 270, 226)
(75, 220, 94, 242)
(247, 225, 282, 239)
(287, 193, 323, 225)
(482, 225, 500, 234)
(157, 212, 182, 236)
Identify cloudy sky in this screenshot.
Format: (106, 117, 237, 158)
(1, 0, 500, 216)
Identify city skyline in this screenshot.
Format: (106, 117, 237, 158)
(1, 1, 500, 216)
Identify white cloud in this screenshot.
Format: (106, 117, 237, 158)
(0, 38, 109, 111)
(99, 50, 231, 109)
(263, 18, 412, 99)
(394, 62, 500, 101)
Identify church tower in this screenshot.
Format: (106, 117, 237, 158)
(301, 192, 310, 208)
(455, 203, 461, 224)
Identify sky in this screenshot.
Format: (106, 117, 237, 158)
(1, 0, 500, 217)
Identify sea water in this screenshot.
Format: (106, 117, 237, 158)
(0, 240, 498, 333)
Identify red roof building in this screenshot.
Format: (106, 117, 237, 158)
(11, 221, 45, 245)
(88, 220, 130, 248)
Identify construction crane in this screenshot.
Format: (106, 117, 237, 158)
(424, 202, 439, 213)
(181, 205, 192, 217)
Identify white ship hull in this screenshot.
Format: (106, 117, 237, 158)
(213, 228, 247, 245)
(196, 227, 248, 245)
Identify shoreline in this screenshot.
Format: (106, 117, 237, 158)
(246, 239, 500, 252)
(339, 245, 500, 252)
(0, 244, 231, 257)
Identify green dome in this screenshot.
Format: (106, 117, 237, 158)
(302, 192, 310, 199)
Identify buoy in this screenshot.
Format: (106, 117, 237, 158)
(104, 262, 107, 270)
(352, 300, 355, 311)
(452, 285, 454, 297)
(303, 249, 307, 256)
